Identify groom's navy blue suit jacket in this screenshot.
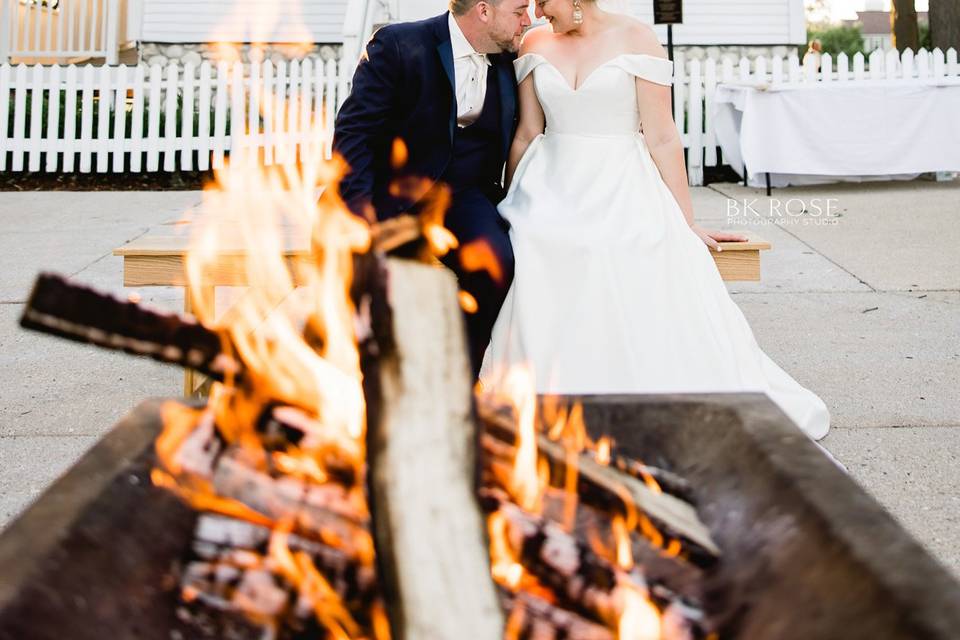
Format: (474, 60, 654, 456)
(333, 13, 518, 220)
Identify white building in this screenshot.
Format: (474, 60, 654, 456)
(1, 0, 805, 66)
(395, 0, 807, 47)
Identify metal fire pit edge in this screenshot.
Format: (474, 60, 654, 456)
(577, 392, 960, 639)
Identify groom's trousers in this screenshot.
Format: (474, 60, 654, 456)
(439, 188, 515, 377)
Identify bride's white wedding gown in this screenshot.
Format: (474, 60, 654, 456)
(481, 52, 830, 440)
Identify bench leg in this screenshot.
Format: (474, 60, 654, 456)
(183, 284, 215, 398)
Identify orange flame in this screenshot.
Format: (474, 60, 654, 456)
(458, 290, 479, 314)
(503, 366, 541, 512)
(487, 510, 524, 591)
(459, 238, 504, 285)
(151, 57, 378, 637)
(596, 437, 612, 466)
(268, 522, 361, 640)
(611, 515, 634, 571)
(617, 583, 662, 640)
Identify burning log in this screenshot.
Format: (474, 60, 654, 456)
(365, 258, 503, 639)
(479, 399, 720, 559)
(210, 452, 371, 556)
(482, 489, 705, 635)
(500, 591, 615, 640)
(184, 514, 379, 615)
(19, 273, 240, 382)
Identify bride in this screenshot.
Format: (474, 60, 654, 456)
(480, 0, 831, 440)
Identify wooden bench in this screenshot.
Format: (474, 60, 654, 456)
(115, 226, 769, 395)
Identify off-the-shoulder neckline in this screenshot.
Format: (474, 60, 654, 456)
(515, 52, 671, 91)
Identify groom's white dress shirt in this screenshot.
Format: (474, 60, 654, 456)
(448, 12, 491, 128)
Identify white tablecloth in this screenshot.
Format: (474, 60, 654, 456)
(713, 80, 960, 187)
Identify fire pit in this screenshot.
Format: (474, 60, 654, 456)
(2, 391, 958, 639)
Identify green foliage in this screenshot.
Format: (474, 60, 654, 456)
(804, 24, 867, 59)
(919, 23, 932, 51)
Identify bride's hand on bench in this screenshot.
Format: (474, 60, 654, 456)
(689, 224, 749, 252)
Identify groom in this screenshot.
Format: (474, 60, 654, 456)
(333, 0, 531, 375)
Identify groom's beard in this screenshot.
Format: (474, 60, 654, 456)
(493, 35, 521, 53)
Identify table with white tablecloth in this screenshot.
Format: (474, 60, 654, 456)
(712, 79, 960, 189)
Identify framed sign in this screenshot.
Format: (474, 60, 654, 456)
(653, 0, 682, 24)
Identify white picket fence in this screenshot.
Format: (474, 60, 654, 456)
(0, 58, 346, 173)
(1, 47, 959, 182)
(677, 46, 960, 184)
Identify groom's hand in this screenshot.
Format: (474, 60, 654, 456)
(689, 224, 748, 252)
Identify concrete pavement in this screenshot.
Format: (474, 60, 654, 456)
(0, 182, 957, 574)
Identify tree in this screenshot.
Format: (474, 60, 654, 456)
(929, 0, 960, 52)
(891, 0, 919, 52)
(806, 25, 866, 59)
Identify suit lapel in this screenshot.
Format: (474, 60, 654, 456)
(435, 18, 457, 143)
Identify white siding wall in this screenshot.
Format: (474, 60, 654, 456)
(395, 0, 806, 45)
(140, 0, 349, 43)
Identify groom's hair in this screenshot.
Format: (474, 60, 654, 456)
(450, 0, 502, 16)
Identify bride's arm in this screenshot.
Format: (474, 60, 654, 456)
(633, 31, 746, 248)
(505, 76, 545, 191)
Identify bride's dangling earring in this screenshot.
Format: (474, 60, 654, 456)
(572, 0, 584, 25)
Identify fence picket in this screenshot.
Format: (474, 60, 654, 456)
(853, 52, 865, 80)
(673, 52, 686, 127)
(96, 64, 112, 172)
(12, 64, 27, 171)
(262, 60, 275, 165)
(181, 62, 195, 171)
(787, 55, 800, 82)
(286, 59, 300, 165)
(0, 65, 10, 172)
(324, 59, 337, 147)
(163, 62, 179, 171)
(837, 52, 849, 81)
(754, 56, 766, 82)
(28, 64, 43, 171)
(770, 55, 783, 84)
(247, 61, 261, 165)
(947, 48, 958, 75)
(316, 59, 330, 158)
(45, 64, 61, 171)
(273, 60, 287, 166)
(212, 61, 228, 169)
(901, 48, 914, 79)
(300, 58, 313, 159)
(703, 58, 717, 167)
(145, 63, 162, 171)
(197, 62, 212, 171)
(229, 62, 246, 161)
(820, 53, 832, 83)
(686, 58, 703, 185)
(932, 48, 945, 78)
(129, 64, 145, 171)
(917, 49, 930, 79)
(62, 64, 78, 171)
(78, 64, 94, 172)
(884, 49, 899, 80)
(111, 64, 126, 172)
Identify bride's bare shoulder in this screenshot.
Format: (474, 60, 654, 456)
(615, 17, 668, 59)
(519, 24, 554, 55)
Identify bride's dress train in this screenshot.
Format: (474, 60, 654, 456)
(481, 52, 830, 440)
